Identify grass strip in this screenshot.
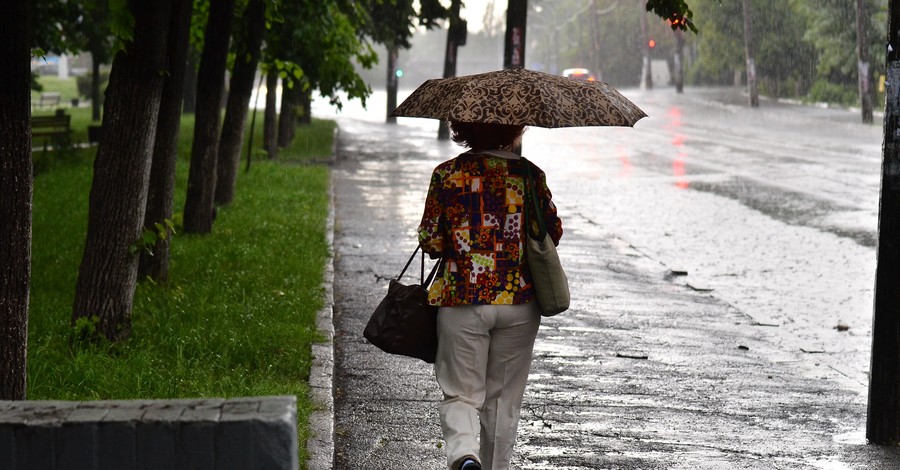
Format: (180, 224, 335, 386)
(27, 112, 332, 467)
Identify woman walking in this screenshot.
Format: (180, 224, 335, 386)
(417, 120, 563, 470)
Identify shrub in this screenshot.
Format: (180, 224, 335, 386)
(807, 80, 857, 107)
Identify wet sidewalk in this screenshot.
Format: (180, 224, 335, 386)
(322, 116, 900, 469)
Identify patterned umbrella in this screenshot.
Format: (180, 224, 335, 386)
(390, 67, 647, 128)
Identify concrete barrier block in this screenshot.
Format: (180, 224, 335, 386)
(14, 425, 55, 470)
(67, 405, 109, 423)
(0, 425, 14, 469)
(176, 421, 215, 470)
(101, 400, 152, 422)
(57, 422, 98, 470)
(251, 416, 298, 470)
(136, 421, 177, 470)
(214, 421, 254, 470)
(181, 399, 224, 422)
(97, 421, 136, 469)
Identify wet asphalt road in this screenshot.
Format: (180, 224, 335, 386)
(324, 87, 900, 469)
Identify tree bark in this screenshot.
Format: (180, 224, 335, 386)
(88, 1, 108, 122)
(215, 0, 266, 207)
(263, 71, 278, 159)
(0, 0, 32, 400)
(856, 0, 874, 124)
(868, 0, 900, 446)
(139, 0, 193, 283)
(674, 28, 684, 93)
(183, 0, 236, 234)
(387, 46, 399, 125)
(741, 0, 759, 107)
(639, 0, 652, 90)
(277, 83, 300, 148)
(72, 0, 172, 342)
(182, 49, 198, 114)
(299, 89, 312, 126)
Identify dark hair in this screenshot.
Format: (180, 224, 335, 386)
(449, 121, 526, 151)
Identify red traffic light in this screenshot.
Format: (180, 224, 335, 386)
(648, 39, 656, 48)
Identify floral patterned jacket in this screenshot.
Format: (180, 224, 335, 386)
(418, 150, 563, 307)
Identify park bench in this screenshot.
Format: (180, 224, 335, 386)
(37, 91, 61, 108)
(31, 110, 71, 150)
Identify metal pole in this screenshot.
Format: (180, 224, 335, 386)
(503, 0, 527, 70)
(504, 0, 527, 155)
(868, 0, 900, 446)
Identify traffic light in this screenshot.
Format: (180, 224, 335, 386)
(648, 39, 656, 49)
(395, 69, 404, 78)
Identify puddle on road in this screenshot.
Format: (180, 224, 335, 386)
(832, 429, 866, 445)
(806, 459, 854, 470)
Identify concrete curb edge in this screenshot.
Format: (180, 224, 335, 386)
(307, 165, 336, 469)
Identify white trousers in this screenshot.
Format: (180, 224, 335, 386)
(435, 302, 542, 470)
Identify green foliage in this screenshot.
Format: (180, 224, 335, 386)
(266, 1, 377, 110)
(72, 315, 102, 343)
(130, 219, 176, 256)
(646, 0, 698, 33)
(108, 0, 135, 43)
(75, 72, 110, 100)
(807, 79, 859, 106)
(365, 0, 448, 49)
(794, 0, 886, 86)
(31, 0, 84, 53)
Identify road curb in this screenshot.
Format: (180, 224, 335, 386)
(307, 172, 336, 470)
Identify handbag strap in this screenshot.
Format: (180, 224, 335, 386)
(522, 158, 547, 240)
(398, 245, 443, 286)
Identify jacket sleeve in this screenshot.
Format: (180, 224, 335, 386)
(536, 167, 563, 246)
(417, 169, 445, 258)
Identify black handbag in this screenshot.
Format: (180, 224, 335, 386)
(363, 246, 442, 363)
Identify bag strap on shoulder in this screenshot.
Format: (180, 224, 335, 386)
(521, 158, 547, 240)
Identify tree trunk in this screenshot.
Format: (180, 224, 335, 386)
(182, 49, 198, 114)
(674, 28, 684, 93)
(215, 0, 266, 207)
(88, 1, 108, 122)
(856, 0, 874, 124)
(277, 83, 299, 148)
(868, 0, 900, 446)
(589, 0, 602, 80)
(741, 0, 759, 107)
(183, 0, 235, 234)
(639, 0, 652, 90)
(263, 71, 278, 159)
(139, 0, 193, 283)
(387, 46, 399, 126)
(299, 89, 312, 125)
(0, 0, 32, 400)
(72, 0, 172, 342)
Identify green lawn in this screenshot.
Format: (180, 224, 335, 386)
(27, 104, 333, 467)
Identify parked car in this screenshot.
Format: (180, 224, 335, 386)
(562, 68, 597, 82)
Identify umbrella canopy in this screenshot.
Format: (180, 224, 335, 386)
(390, 67, 647, 128)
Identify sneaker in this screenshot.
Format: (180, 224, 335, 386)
(459, 458, 482, 470)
